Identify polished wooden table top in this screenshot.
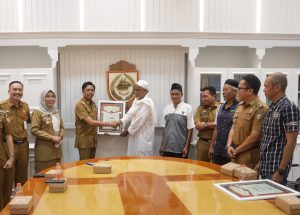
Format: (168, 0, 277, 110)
(1, 156, 286, 215)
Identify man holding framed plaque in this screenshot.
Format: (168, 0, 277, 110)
(112, 80, 157, 156)
(98, 100, 125, 135)
(75, 82, 110, 160)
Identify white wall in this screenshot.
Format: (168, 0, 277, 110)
(262, 47, 300, 68)
(203, 0, 256, 33)
(85, 0, 141, 31)
(261, 0, 300, 34)
(1, 0, 300, 34)
(0, 68, 54, 108)
(0, 46, 51, 68)
(145, 0, 199, 32)
(59, 45, 188, 161)
(0, 0, 18, 32)
(195, 46, 258, 68)
(59, 45, 187, 127)
(23, 0, 80, 31)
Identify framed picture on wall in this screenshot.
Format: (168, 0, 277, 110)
(97, 100, 126, 135)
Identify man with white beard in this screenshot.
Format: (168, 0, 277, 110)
(112, 80, 156, 156)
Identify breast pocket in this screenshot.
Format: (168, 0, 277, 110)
(240, 113, 253, 133)
(42, 115, 51, 127)
(232, 111, 239, 124)
(200, 113, 208, 120)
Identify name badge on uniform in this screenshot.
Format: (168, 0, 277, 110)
(24, 121, 27, 129)
(20, 110, 26, 120)
(273, 111, 280, 118)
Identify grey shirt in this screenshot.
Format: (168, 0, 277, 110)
(161, 102, 195, 153)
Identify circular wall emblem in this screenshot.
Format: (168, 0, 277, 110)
(109, 73, 135, 101)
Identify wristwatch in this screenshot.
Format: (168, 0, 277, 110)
(277, 168, 285, 176)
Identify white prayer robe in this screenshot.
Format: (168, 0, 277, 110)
(121, 95, 156, 156)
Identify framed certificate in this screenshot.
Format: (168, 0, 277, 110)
(97, 100, 126, 135)
(214, 179, 300, 201)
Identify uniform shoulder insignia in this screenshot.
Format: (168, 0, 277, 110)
(81, 101, 85, 105)
(256, 113, 263, 120)
(20, 100, 28, 105)
(0, 100, 8, 105)
(238, 101, 244, 105)
(257, 103, 263, 108)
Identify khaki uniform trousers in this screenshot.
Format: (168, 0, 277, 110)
(79, 148, 96, 160)
(0, 167, 13, 210)
(232, 147, 260, 169)
(197, 138, 210, 162)
(13, 141, 29, 186)
(35, 158, 61, 173)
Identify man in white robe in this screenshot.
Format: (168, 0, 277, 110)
(114, 80, 156, 156)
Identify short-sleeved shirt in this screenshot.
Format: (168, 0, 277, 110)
(161, 102, 195, 153)
(260, 96, 299, 178)
(232, 97, 268, 146)
(194, 102, 219, 140)
(0, 110, 10, 165)
(74, 98, 98, 149)
(0, 99, 30, 141)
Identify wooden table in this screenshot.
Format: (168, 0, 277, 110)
(0, 156, 286, 215)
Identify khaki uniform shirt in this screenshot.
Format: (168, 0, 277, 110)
(194, 102, 219, 140)
(232, 96, 268, 146)
(0, 110, 9, 166)
(74, 98, 97, 149)
(31, 109, 64, 161)
(0, 99, 30, 141)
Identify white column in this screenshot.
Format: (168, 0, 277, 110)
(47, 47, 59, 68)
(187, 47, 199, 108)
(256, 48, 265, 69)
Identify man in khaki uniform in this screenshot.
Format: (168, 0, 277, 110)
(226, 74, 268, 168)
(195, 86, 219, 162)
(75, 82, 109, 160)
(0, 110, 14, 210)
(0, 81, 31, 186)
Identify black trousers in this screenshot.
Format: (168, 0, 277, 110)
(161, 151, 188, 159)
(213, 154, 231, 165)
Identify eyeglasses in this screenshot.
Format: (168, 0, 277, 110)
(237, 87, 249, 91)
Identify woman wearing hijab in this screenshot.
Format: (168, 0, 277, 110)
(31, 90, 64, 173)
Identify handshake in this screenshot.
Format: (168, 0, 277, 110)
(106, 120, 122, 128)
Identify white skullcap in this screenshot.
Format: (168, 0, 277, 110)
(136, 80, 149, 90)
